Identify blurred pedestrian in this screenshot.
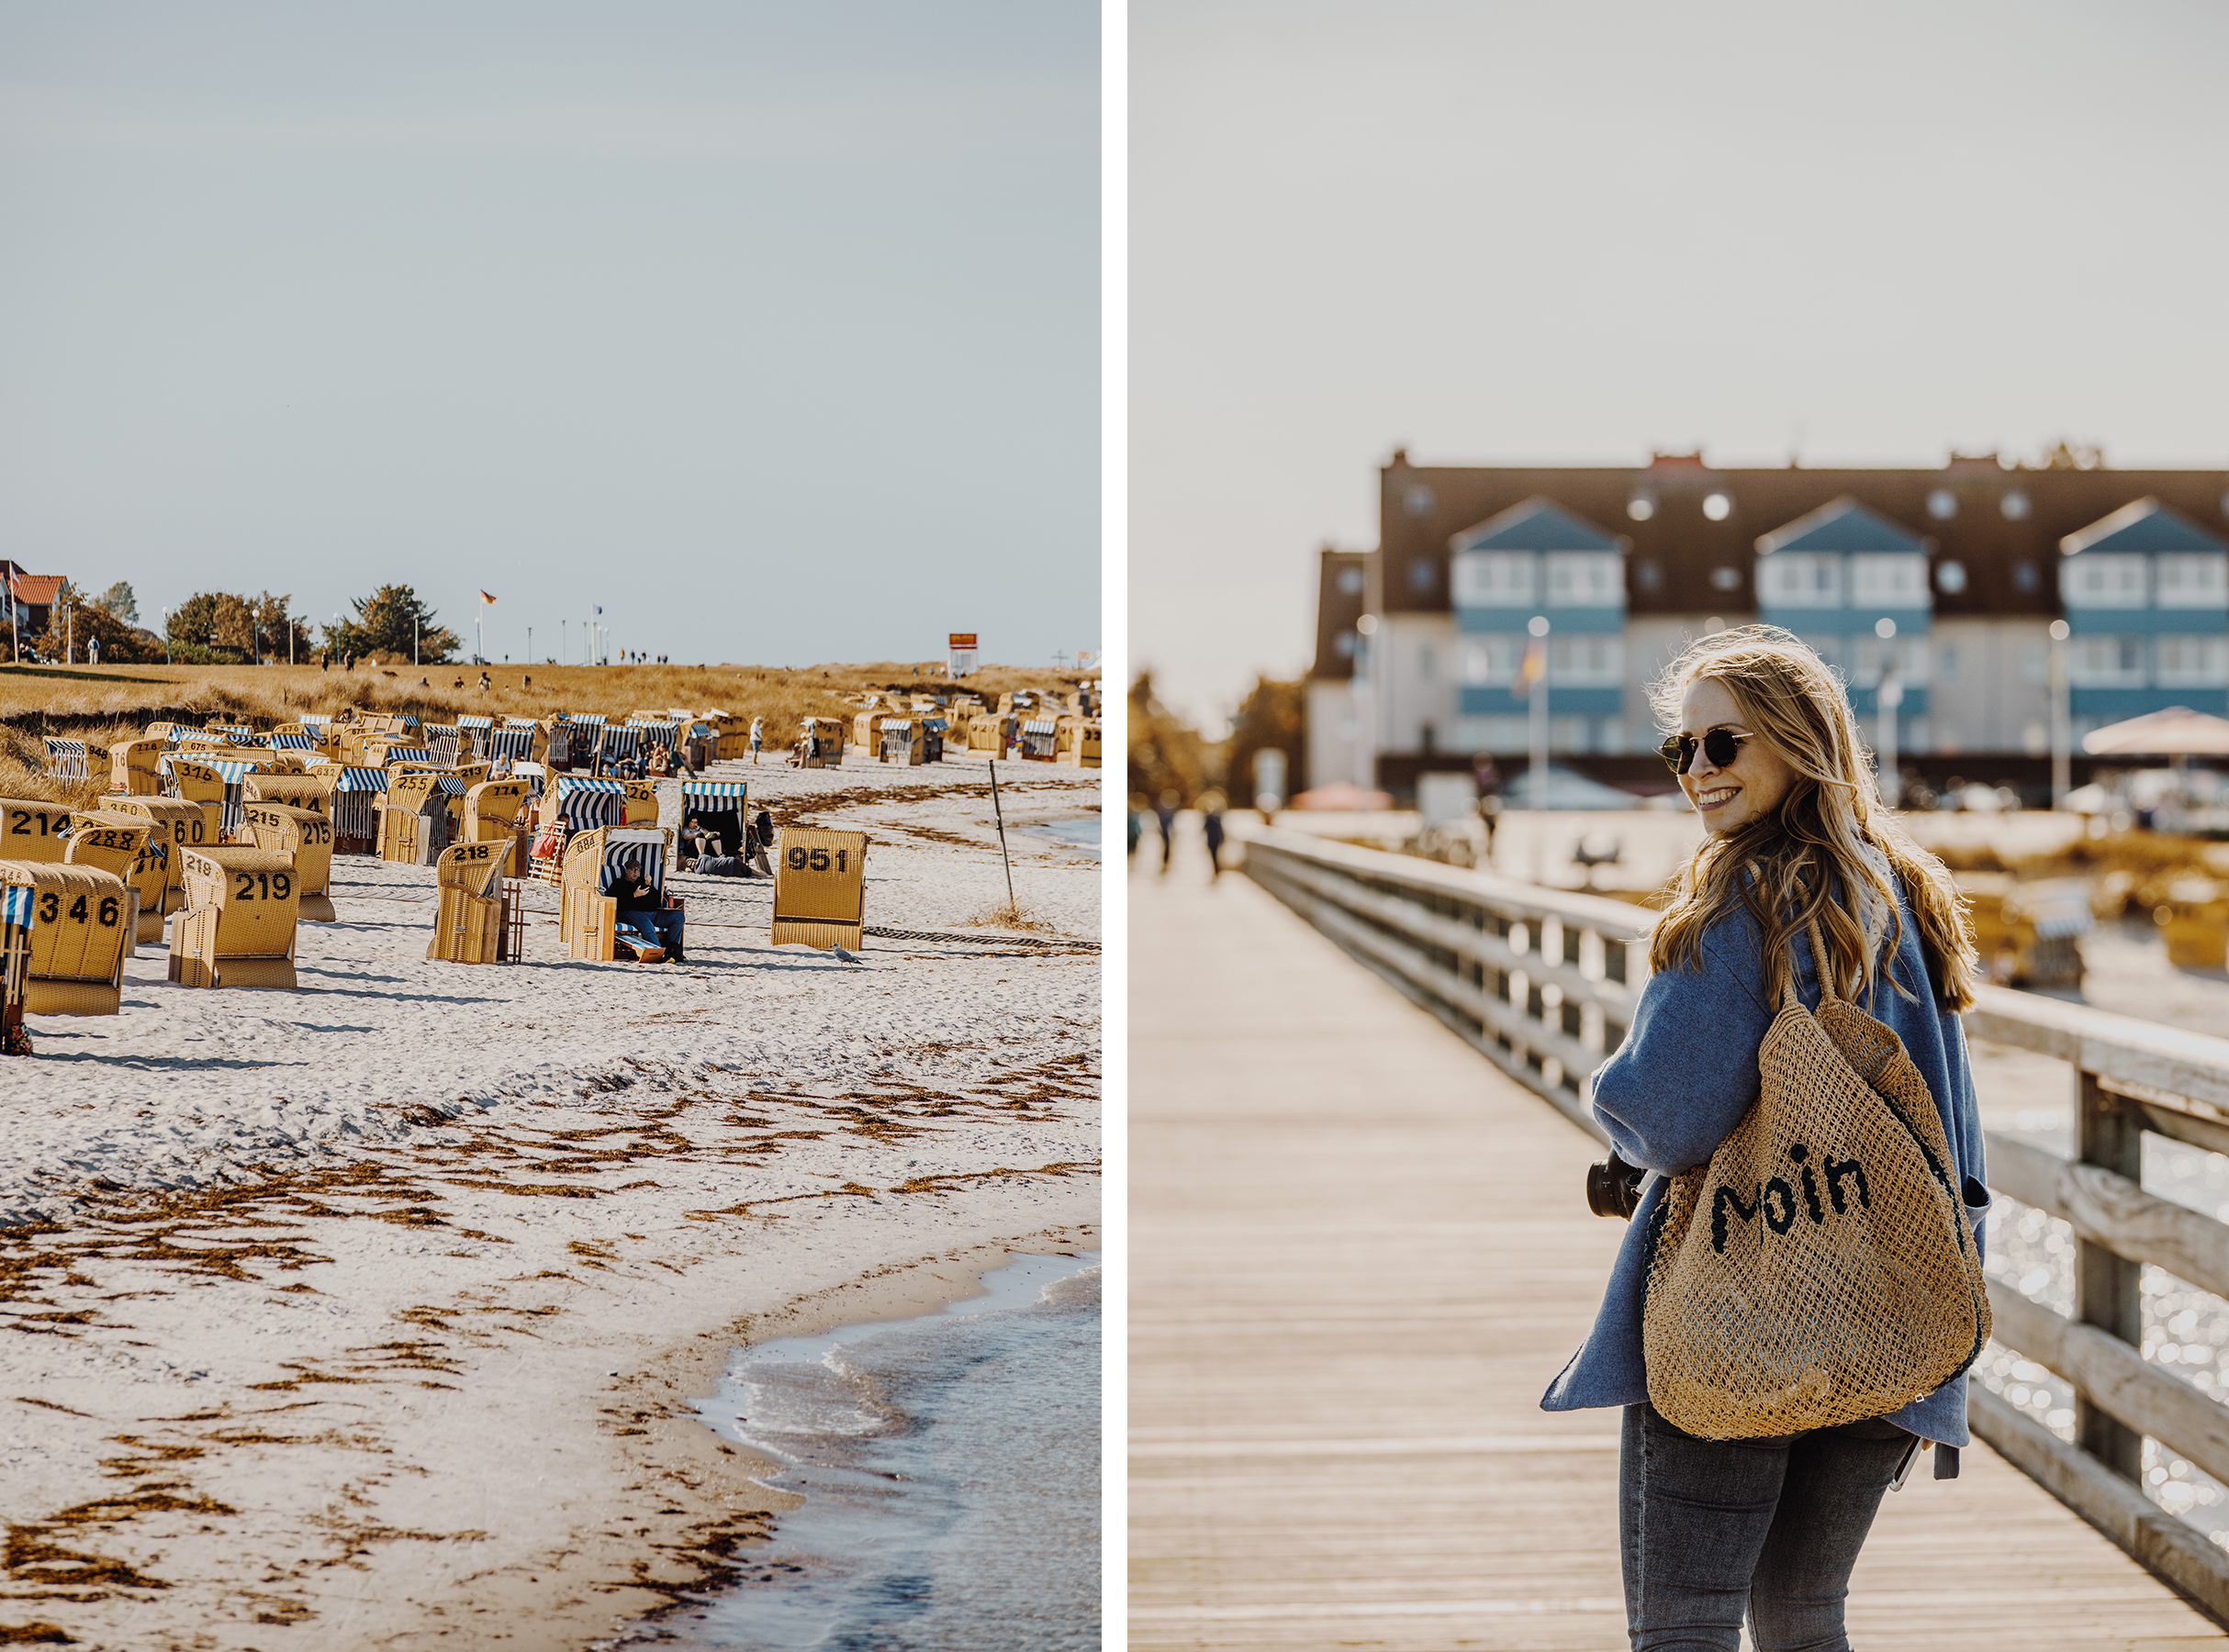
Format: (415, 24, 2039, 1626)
(749, 715, 765, 765)
(1155, 791, 1178, 873)
(1127, 794, 1145, 861)
(1201, 791, 1227, 878)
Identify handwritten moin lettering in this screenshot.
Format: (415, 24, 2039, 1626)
(1709, 1144, 1871, 1252)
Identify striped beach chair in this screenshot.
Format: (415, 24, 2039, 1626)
(268, 732, 320, 752)
(678, 778, 749, 862)
(457, 714, 495, 759)
(490, 718, 538, 765)
(1018, 717, 1059, 761)
(41, 739, 88, 781)
(423, 724, 464, 766)
(162, 754, 260, 839)
(329, 766, 389, 854)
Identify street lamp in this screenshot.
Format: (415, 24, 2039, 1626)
(1874, 617, 1902, 807)
(2049, 619, 2071, 809)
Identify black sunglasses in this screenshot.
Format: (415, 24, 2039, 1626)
(1659, 728, 1755, 775)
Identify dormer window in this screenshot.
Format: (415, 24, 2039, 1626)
(1405, 485, 1436, 518)
(1935, 561, 1968, 594)
(2001, 491, 2031, 521)
(2063, 554, 2147, 608)
(1408, 559, 1436, 592)
(1927, 489, 1957, 520)
(1338, 567, 1364, 596)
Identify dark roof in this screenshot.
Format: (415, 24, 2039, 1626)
(1310, 547, 1372, 681)
(1451, 496, 1623, 553)
(1375, 454, 2229, 620)
(2059, 497, 2228, 558)
(1755, 496, 1927, 556)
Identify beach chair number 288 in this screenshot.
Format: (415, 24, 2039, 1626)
(234, 872, 292, 901)
(786, 846, 850, 872)
(38, 892, 122, 927)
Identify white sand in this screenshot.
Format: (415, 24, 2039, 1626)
(0, 753, 1100, 1649)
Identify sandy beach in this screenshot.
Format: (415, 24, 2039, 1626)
(0, 751, 1101, 1649)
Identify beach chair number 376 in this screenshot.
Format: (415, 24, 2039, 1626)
(787, 846, 849, 872)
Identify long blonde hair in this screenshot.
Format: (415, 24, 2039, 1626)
(1649, 626, 1977, 1011)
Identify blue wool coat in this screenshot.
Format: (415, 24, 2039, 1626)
(1540, 883, 1988, 1449)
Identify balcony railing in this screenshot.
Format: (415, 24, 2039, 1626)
(1240, 824, 2229, 1624)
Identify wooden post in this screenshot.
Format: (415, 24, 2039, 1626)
(2076, 1067, 2145, 1480)
(990, 760, 1016, 909)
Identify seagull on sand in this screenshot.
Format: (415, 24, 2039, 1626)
(833, 944, 861, 965)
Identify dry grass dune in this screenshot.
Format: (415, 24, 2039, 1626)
(0, 659, 1092, 809)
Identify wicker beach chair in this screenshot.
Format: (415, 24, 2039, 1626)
(426, 840, 508, 964)
(0, 860, 132, 1013)
(769, 827, 868, 950)
(559, 826, 673, 961)
(241, 801, 336, 922)
(167, 846, 299, 989)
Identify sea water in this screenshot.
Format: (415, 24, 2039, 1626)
(656, 1252, 1102, 1650)
(1020, 817, 1102, 856)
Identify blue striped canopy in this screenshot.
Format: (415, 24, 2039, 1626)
(680, 780, 749, 799)
(557, 776, 626, 796)
(567, 712, 608, 728)
(506, 716, 539, 728)
(599, 726, 643, 759)
(556, 775, 624, 830)
(331, 767, 389, 792)
(298, 714, 332, 725)
(2, 886, 31, 928)
(458, 715, 495, 730)
(162, 754, 258, 784)
(383, 747, 431, 764)
(879, 717, 914, 730)
(487, 725, 535, 761)
(270, 732, 319, 750)
(1023, 718, 1058, 734)
(434, 776, 467, 795)
(599, 829, 666, 895)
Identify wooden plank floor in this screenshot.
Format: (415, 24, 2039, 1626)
(1129, 837, 2227, 1651)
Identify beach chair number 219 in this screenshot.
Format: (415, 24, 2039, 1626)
(786, 846, 849, 872)
(38, 893, 121, 927)
(233, 872, 292, 901)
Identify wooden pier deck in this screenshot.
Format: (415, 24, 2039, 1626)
(1129, 837, 2228, 1651)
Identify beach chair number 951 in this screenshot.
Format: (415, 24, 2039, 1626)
(787, 846, 848, 872)
(233, 872, 292, 901)
(38, 893, 120, 927)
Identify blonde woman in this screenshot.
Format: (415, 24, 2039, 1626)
(1542, 627, 1986, 1652)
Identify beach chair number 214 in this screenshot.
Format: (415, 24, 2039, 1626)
(38, 893, 121, 927)
(786, 846, 849, 872)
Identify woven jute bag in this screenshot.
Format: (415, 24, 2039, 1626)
(1641, 921, 1989, 1439)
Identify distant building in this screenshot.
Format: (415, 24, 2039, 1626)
(0, 564, 64, 653)
(1307, 450, 2229, 793)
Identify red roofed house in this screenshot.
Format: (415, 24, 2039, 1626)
(0, 564, 64, 658)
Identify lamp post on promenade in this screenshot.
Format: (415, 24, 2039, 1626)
(1874, 617, 1901, 808)
(1526, 615, 1550, 884)
(1353, 613, 1378, 790)
(2049, 619, 2071, 809)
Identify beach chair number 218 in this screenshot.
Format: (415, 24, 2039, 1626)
(38, 893, 121, 927)
(787, 846, 849, 872)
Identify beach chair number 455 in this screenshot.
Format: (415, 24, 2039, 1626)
(233, 872, 292, 901)
(37, 892, 121, 927)
(787, 846, 850, 872)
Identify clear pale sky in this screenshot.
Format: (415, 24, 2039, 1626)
(0, 1, 1098, 670)
(1133, 0, 2229, 729)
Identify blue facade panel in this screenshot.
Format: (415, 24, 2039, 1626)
(1455, 606, 1626, 634)
(1459, 685, 1623, 717)
(1846, 686, 1932, 718)
(2063, 607, 2229, 635)
(1759, 606, 1932, 636)
(2071, 686, 2229, 719)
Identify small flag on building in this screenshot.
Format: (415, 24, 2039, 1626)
(1516, 638, 1546, 698)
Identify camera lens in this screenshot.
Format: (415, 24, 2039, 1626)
(1586, 1153, 1643, 1219)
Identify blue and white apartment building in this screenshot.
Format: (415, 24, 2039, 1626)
(1306, 450, 2229, 794)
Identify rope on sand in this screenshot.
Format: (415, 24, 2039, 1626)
(862, 924, 1099, 952)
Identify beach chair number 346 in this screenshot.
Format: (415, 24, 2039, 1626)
(37, 893, 122, 927)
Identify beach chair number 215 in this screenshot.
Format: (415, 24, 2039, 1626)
(786, 846, 849, 872)
(38, 892, 122, 927)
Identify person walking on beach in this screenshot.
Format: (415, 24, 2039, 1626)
(1541, 627, 1985, 1652)
(1200, 792, 1226, 879)
(749, 716, 764, 765)
(1154, 791, 1178, 874)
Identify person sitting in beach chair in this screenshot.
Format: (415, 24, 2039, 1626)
(603, 861, 684, 963)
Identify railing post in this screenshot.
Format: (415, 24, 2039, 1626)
(2076, 1067, 2145, 1480)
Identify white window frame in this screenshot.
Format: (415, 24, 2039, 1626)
(1547, 633, 1623, 686)
(2155, 554, 2229, 609)
(1849, 553, 1928, 608)
(1461, 634, 1525, 686)
(2062, 554, 2148, 609)
(1758, 553, 1843, 608)
(1543, 552, 1622, 608)
(2067, 634, 2147, 686)
(1849, 635, 1931, 687)
(1452, 551, 1536, 608)
(2155, 635, 2229, 687)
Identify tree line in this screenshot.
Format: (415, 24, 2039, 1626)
(26, 583, 462, 666)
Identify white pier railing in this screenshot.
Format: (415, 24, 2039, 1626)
(1240, 824, 2229, 1625)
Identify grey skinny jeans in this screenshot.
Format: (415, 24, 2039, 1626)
(1620, 1401, 1915, 1651)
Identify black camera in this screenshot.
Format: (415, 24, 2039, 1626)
(1586, 1151, 1645, 1220)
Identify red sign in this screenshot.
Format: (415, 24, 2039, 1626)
(947, 633, 978, 649)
